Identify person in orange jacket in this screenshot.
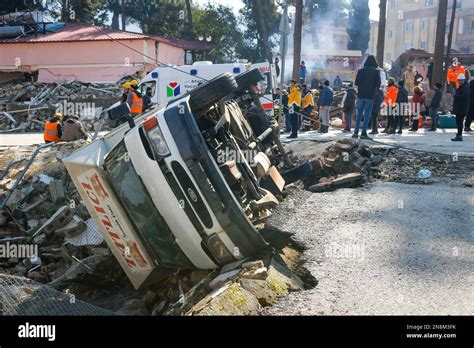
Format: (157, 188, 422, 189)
(43, 112, 63, 143)
(382, 78, 398, 133)
(447, 63, 459, 93)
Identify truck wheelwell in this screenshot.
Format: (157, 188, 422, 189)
(188, 73, 238, 114)
(235, 68, 265, 92)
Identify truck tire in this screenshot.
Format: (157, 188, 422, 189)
(189, 73, 237, 113)
(235, 68, 265, 92)
(282, 160, 313, 184)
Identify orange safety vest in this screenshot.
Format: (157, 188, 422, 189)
(130, 91, 143, 115)
(458, 65, 466, 76)
(447, 68, 459, 83)
(384, 85, 398, 107)
(44, 120, 60, 143)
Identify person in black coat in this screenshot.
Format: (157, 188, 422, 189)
(392, 80, 408, 134)
(342, 83, 357, 132)
(370, 88, 384, 134)
(353, 55, 382, 139)
(465, 80, 474, 132)
(428, 83, 443, 131)
(452, 74, 470, 141)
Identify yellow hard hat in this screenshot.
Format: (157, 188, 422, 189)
(122, 82, 131, 89)
(55, 112, 63, 120)
(130, 79, 139, 86)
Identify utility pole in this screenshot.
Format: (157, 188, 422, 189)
(278, 0, 290, 122)
(444, 0, 457, 81)
(292, 0, 303, 81)
(376, 0, 387, 67)
(433, 0, 448, 86)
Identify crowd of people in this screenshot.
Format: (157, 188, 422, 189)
(275, 56, 473, 142)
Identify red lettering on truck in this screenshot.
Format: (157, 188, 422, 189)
(80, 179, 140, 269)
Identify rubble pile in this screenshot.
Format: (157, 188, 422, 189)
(0, 142, 314, 315)
(0, 81, 121, 132)
(302, 139, 384, 192)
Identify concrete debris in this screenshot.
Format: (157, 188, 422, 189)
(65, 218, 104, 246)
(49, 180, 66, 203)
(209, 269, 240, 289)
(55, 215, 86, 238)
(0, 81, 121, 132)
(32, 205, 73, 237)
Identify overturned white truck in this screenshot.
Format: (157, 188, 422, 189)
(63, 70, 311, 289)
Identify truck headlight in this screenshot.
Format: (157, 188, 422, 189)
(144, 116, 170, 157)
(206, 234, 234, 264)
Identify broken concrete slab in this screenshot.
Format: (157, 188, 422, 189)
(308, 173, 364, 193)
(239, 278, 277, 307)
(49, 179, 65, 203)
(241, 267, 268, 280)
(32, 205, 73, 237)
(55, 215, 86, 238)
(209, 269, 240, 289)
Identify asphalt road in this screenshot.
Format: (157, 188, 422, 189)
(265, 183, 474, 315)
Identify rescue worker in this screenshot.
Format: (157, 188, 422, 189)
(121, 82, 131, 103)
(127, 80, 143, 116)
(301, 84, 315, 131)
(287, 80, 302, 139)
(44, 112, 63, 143)
(382, 78, 398, 133)
(447, 62, 459, 93)
(60, 115, 88, 141)
(402, 65, 416, 94)
(452, 73, 470, 142)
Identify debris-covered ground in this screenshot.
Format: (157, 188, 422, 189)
(1, 137, 472, 316)
(0, 141, 315, 315)
(0, 81, 121, 132)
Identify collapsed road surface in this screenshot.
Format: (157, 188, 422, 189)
(263, 179, 474, 315)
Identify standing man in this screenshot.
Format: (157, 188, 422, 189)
(61, 115, 88, 141)
(299, 61, 307, 84)
(465, 80, 474, 132)
(402, 65, 416, 94)
(44, 112, 63, 144)
(341, 82, 356, 133)
(370, 88, 385, 135)
(452, 74, 470, 142)
(333, 75, 343, 91)
(429, 83, 443, 131)
(319, 80, 333, 134)
(447, 63, 459, 94)
(127, 80, 143, 116)
(301, 84, 315, 131)
(393, 80, 409, 135)
(288, 80, 302, 139)
(382, 78, 398, 133)
(427, 58, 434, 90)
(353, 55, 381, 140)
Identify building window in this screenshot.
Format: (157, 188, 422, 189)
(404, 42, 412, 51)
(390, 0, 395, 8)
(421, 19, 427, 30)
(458, 18, 464, 35)
(426, 0, 433, 6)
(420, 41, 427, 50)
(406, 20, 413, 32)
(471, 20, 474, 33)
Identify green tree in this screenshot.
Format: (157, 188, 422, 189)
(192, 4, 244, 62)
(347, 0, 370, 54)
(240, 0, 280, 62)
(0, 0, 46, 13)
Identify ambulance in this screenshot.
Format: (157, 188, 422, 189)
(138, 61, 277, 116)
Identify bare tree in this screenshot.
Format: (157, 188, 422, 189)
(292, 0, 303, 81)
(433, 0, 448, 86)
(444, 0, 457, 79)
(376, 0, 387, 67)
(121, 0, 126, 30)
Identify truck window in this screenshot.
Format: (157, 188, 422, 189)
(104, 141, 192, 268)
(258, 72, 273, 95)
(139, 81, 157, 98)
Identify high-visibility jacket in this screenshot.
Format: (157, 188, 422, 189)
(129, 91, 143, 115)
(458, 65, 466, 76)
(384, 85, 398, 107)
(44, 120, 60, 143)
(288, 86, 302, 107)
(447, 67, 459, 83)
(302, 90, 315, 109)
